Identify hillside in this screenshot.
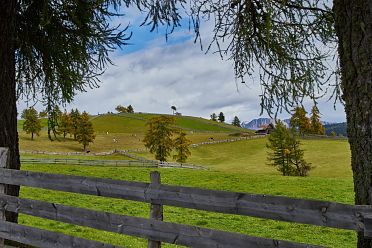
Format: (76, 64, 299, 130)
(18, 112, 253, 152)
(92, 113, 249, 133)
(324, 122, 347, 136)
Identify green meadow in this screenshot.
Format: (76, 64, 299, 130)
(17, 113, 355, 247)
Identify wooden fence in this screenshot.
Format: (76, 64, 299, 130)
(20, 157, 207, 170)
(1, 147, 372, 247)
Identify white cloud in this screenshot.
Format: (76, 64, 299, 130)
(61, 39, 344, 123)
(17, 24, 346, 123)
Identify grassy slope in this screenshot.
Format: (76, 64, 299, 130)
(134, 138, 352, 178)
(92, 113, 248, 133)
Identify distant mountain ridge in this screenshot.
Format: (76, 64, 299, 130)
(241, 118, 290, 130)
(242, 117, 339, 132)
(324, 122, 347, 136)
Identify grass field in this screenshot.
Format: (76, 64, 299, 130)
(133, 138, 352, 178)
(19, 164, 355, 248)
(15, 113, 356, 247)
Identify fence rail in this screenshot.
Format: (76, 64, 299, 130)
(20, 157, 207, 170)
(1, 147, 371, 247)
(20, 158, 158, 167)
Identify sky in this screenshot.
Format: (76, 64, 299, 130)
(17, 7, 346, 123)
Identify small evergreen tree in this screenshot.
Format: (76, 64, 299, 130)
(218, 112, 225, 123)
(127, 105, 134, 113)
(288, 135, 312, 176)
(267, 121, 311, 176)
(21, 107, 42, 140)
(173, 130, 192, 163)
(330, 131, 337, 137)
(210, 113, 217, 121)
(143, 116, 175, 162)
(267, 121, 293, 176)
(232, 116, 241, 127)
(290, 106, 311, 136)
(310, 105, 325, 135)
(76, 112, 95, 151)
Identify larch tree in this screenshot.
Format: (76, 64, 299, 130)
(310, 105, 325, 135)
(290, 107, 311, 136)
(143, 116, 175, 162)
(47, 105, 62, 141)
(58, 111, 73, 139)
(173, 130, 192, 163)
(76, 111, 96, 151)
(70, 109, 81, 140)
(21, 107, 42, 140)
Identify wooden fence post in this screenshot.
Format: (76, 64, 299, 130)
(148, 171, 163, 248)
(0, 147, 9, 248)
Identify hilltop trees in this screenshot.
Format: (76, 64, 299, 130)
(115, 104, 134, 113)
(171, 106, 177, 115)
(210, 113, 217, 121)
(76, 112, 96, 151)
(115, 105, 128, 113)
(267, 121, 311, 176)
(21, 107, 42, 140)
(218, 112, 225, 123)
(127, 105, 134, 113)
(232, 116, 241, 127)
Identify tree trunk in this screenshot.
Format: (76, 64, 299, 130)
(334, 0, 372, 247)
(31, 132, 34, 140)
(0, 0, 20, 223)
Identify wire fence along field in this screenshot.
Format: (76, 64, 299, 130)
(1, 147, 372, 247)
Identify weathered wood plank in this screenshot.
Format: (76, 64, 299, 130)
(0, 148, 10, 248)
(0, 195, 320, 248)
(0, 220, 120, 248)
(148, 171, 163, 248)
(0, 168, 369, 232)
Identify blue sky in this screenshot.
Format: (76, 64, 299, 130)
(18, 8, 346, 123)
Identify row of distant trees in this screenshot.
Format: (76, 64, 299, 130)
(21, 107, 95, 151)
(143, 116, 192, 163)
(290, 105, 325, 136)
(210, 112, 241, 127)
